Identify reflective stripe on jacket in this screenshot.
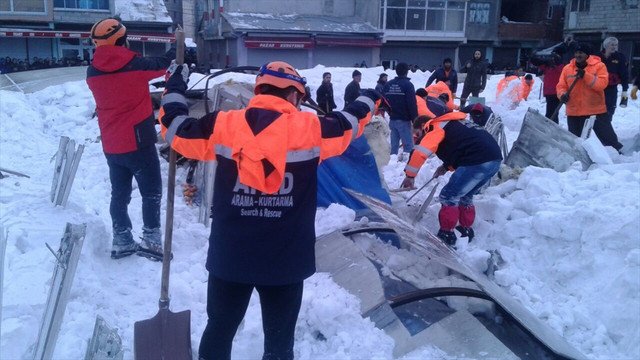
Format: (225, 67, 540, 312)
(159, 80, 374, 285)
(557, 55, 608, 116)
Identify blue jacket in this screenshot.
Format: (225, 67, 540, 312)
(382, 76, 418, 121)
(460, 104, 493, 127)
(426, 67, 458, 93)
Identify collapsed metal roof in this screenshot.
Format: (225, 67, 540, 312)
(222, 12, 382, 36)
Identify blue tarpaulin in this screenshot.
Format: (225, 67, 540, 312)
(317, 136, 392, 210)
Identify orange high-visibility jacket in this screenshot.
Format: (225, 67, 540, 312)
(405, 111, 502, 178)
(496, 75, 519, 100)
(159, 80, 375, 285)
(426, 82, 457, 111)
(519, 77, 534, 100)
(416, 95, 435, 118)
(556, 55, 608, 116)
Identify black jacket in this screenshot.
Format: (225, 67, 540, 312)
(344, 80, 361, 106)
(461, 58, 487, 90)
(316, 82, 337, 113)
(599, 51, 629, 91)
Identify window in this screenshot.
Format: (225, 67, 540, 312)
(381, 0, 465, 32)
(53, 0, 109, 10)
(570, 0, 590, 12)
(0, 0, 46, 13)
(469, 2, 491, 24)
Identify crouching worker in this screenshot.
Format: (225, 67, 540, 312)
(160, 61, 378, 359)
(400, 97, 502, 247)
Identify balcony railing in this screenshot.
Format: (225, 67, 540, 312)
(498, 22, 546, 40)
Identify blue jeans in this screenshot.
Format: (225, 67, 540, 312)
(104, 145, 162, 237)
(389, 119, 414, 155)
(439, 160, 501, 206)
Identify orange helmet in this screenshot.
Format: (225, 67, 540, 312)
(254, 61, 307, 95)
(91, 18, 127, 47)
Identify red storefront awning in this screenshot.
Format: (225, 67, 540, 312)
(0, 30, 175, 43)
(316, 37, 382, 47)
(244, 36, 314, 49)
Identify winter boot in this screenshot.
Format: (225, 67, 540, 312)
(137, 227, 164, 261)
(438, 205, 459, 247)
(457, 204, 476, 242)
(111, 228, 138, 259)
(437, 229, 457, 247)
(455, 226, 475, 242)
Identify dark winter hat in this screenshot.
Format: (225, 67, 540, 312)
(443, 58, 452, 64)
(395, 62, 409, 77)
(415, 88, 428, 98)
(352, 69, 362, 78)
(524, 74, 533, 80)
(575, 42, 592, 56)
(322, 72, 331, 78)
(426, 97, 448, 118)
(471, 103, 484, 114)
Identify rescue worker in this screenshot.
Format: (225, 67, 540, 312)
(383, 62, 418, 157)
(86, 17, 175, 260)
(426, 81, 457, 111)
(557, 42, 623, 151)
(530, 52, 564, 123)
(315, 72, 337, 113)
(460, 103, 494, 127)
(159, 61, 378, 359)
(460, 49, 488, 108)
(400, 97, 502, 247)
(426, 58, 458, 95)
(344, 69, 362, 106)
(598, 37, 629, 115)
(520, 74, 535, 100)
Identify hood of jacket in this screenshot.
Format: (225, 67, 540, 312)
(91, 46, 138, 73)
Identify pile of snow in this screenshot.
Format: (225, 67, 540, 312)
(115, 0, 172, 23)
(1, 64, 639, 359)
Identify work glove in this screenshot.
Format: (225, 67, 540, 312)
(575, 68, 585, 79)
(560, 93, 570, 103)
(433, 165, 448, 178)
(167, 61, 189, 84)
(400, 176, 415, 189)
(620, 91, 628, 108)
(632, 86, 638, 100)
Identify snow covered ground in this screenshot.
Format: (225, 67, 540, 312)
(0, 65, 639, 359)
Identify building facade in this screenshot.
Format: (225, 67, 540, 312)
(0, 0, 173, 64)
(564, 0, 640, 78)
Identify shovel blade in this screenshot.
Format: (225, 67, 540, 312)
(134, 308, 192, 360)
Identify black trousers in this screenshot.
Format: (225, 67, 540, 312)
(604, 86, 618, 121)
(567, 113, 623, 151)
(460, 85, 481, 108)
(199, 273, 303, 360)
(544, 94, 560, 123)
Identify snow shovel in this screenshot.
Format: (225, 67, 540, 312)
(406, 175, 436, 203)
(134, 26, 192, 360)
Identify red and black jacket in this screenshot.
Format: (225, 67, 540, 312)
(87, 45, 175, 154)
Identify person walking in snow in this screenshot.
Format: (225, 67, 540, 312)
(530, 52, 564, 123)
(400, 97, 502, 247)
(383, 62, 418, 157)
(315, 72, 337, 113)
(344, 69, 362, 106)
(459, 50, 488, 108)
(598, 37, 630, 117)
(159, 61, 378, 359)
(425, 58, 458, 95)
(557, 42, 623, 151)
(86, 17, 175, 260)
